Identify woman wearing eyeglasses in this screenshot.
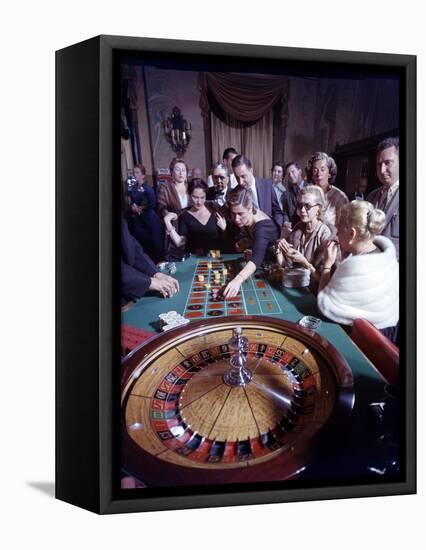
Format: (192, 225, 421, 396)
(276, 185, 331, 275)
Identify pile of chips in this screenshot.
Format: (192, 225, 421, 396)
(282, 267, 311, 288)
(159, 311, 190, 331)
(298, 316, 322, 330)
(158, 261, 177, 275)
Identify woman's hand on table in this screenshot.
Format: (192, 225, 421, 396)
(223, 276, 242, 298)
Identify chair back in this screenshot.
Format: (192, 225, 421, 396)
(351, 319, 399, 386)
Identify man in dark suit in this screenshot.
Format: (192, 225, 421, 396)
(348, 176, 368, 201)
(231, 154, 284, 227)
(121, 218, 179, 305)
(367, 137, 400, 259)
(206, 162, 232, 207)
(282, 161, 305, 235)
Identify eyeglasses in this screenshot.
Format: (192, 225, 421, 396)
(296, 202, 319, 211)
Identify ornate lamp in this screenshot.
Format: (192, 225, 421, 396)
(164, 106, 192, 155)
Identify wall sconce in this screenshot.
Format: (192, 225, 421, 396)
(163, 106, 192, 155)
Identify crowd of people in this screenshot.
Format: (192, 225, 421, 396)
(121, 137, 400, 344)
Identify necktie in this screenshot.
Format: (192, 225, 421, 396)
(379, 187, 389, 211)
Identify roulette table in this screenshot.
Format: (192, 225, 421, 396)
(121, 255, 394, 486)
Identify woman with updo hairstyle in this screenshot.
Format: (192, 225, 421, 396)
(163, 178, 227, 256)
(157, 158, 191, 259)
(276, 185, 331, 276)
(157, 157, 190, 218)
(223, 187, 280, 298)
(306, 151, 348, 229)
(317, 200, 399, 342)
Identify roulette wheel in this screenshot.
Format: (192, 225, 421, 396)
(121, 316, 354, 487)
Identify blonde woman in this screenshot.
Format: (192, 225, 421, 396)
(317, 200, 399, 341)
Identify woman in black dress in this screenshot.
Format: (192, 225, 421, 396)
(163, 179, 227, 255)
(223, 187, 280, 298)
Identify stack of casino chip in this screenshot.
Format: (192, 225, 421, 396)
(159, 311, 190, 331)
(158, 261, 177, 275)
(282, 267, 311, 288)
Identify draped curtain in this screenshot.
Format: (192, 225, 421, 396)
(210, 111, 273, 179)
(199, 72, 289, 178)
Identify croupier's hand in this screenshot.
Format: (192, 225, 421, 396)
(154, 272, 180, 294)
(150, 274, 179, 298)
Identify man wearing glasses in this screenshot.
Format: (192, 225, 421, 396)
(207, 162, 232, 206)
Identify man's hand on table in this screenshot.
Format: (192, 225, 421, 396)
(150, 272, 180, 298)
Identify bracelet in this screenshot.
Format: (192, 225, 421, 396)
(323, 267, 332, 271)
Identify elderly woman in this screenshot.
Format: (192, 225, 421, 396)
(127, 164, 164, 261)
(223, 187, 280, 298)
(306, 152, 348, 230)
(317, 200, 399, 341)
(164, 179, 227, 256)
(276, 185, 331, 276)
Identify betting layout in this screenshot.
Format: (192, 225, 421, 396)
(182, 258, 283, 321)
(121, 317, 354, 486)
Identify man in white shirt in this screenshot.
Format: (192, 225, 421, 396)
(367, 136, 400, 259)
(207, 162, 231, 207)
(231, 154, 283, 227)
(207, 147, 239, 189)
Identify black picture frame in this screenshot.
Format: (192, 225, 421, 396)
(56, 35, 416, 514)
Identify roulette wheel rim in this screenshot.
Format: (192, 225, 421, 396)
(121, 316, 354, 487)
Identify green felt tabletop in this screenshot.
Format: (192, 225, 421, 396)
(122, 255, 384, 392)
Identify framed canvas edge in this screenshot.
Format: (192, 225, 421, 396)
(65, 35, 416, 514)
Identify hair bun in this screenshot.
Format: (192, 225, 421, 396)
(367, 207, 386, 236)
